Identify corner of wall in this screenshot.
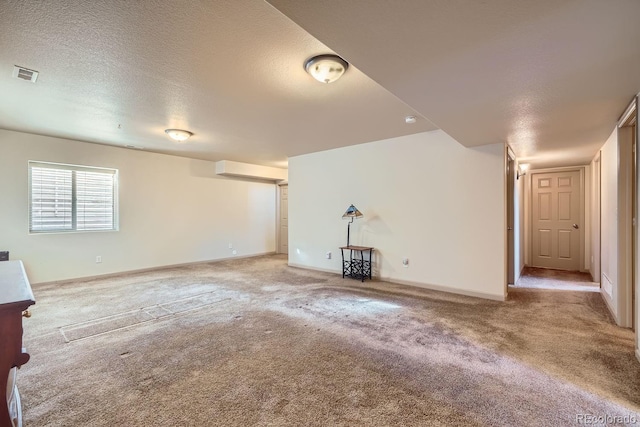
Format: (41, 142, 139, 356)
(288, 131, 507, 301)
(600, 287, 620, 325)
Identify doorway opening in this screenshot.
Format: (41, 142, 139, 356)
(277, 183, 289, 255)
(618, 98, 637, 331)
(511, 266, 599, 292)
(518, 166, 588, 292)
(507, 151, 515, 286)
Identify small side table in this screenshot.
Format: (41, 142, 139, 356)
(339, 246, 374, 282)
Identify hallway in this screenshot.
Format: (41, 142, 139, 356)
(511, 267, 600, 292)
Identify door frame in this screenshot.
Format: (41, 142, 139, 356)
(276, 182, 289, 255)
(507, 148, 516, 286)
(617, 97, 636, 331)
(525, 166, 587, 272)
(591, 151, 602, 284)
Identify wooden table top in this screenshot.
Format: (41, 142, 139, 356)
(0, 260, 35, 307)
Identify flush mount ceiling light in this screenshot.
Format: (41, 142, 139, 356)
(164, 129, 193, 142)
(405, 115, 417, 124)
(304, 54, 349, 84)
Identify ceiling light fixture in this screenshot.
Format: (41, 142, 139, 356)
(164, 129, 193, 142)
(405, 115, 417, 124)
(304, 54, 349, 84)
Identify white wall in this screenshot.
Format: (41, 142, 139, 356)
(288, 130, 506, 300)
(0, 129, 277, 283)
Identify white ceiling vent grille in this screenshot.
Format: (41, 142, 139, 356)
(12, 65, 39, 83)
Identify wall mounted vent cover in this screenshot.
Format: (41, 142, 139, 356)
(12, 66, 39, 83)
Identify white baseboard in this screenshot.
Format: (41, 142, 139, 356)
(288, 262, 341, 275)
(288, 263, 506, 301)
(379, 276, 507, 301)
(600, 289, 621, 325)
(33, 251, 277, 286)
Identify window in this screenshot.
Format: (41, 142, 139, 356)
(29, 161, 118, 233)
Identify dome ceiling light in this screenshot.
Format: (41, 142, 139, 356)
(165, 129, 193, 142)
(304, 54, 349, 84)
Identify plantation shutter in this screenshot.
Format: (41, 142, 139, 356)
(30, 167, 73, 231)
(76, 170, 115, 230)
(29, 162, 117, 233)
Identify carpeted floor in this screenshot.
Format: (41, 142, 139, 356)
(511, 266, 600, 292)
(19, 255, 640, 426)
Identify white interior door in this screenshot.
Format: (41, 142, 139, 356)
(279, 185, 288, 254)
(531, 171, 582, 270)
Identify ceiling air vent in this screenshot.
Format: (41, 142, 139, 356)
(12, 65, 39, 83)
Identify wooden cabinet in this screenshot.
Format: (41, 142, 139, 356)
(0, 261, 35, 427)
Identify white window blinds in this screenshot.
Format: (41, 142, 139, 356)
(29, 161, 118, 233)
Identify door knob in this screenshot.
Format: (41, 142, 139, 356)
(572, 224, 579, 229)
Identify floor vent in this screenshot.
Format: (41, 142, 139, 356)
(12, 65, 39, 83)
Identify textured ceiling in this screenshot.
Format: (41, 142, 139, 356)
(0, 0, 434, 167)
(2, 1, 639, 169)
(268, 0, 640, 168)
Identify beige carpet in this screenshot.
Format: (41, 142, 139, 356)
(19, 255, 640, 426)
(512, 266, 600, 292)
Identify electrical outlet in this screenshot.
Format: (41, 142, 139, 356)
(228, 243, 233, 249)
(326, 251, 331, 260)
(96, 256, 102, 263)
(402, 258, 409, 267)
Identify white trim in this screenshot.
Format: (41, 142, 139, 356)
(288, 263, 506, 301)
(276, 184, 282, 253)
(505, 145, 516, 293)
(617, 126, 634, 328)
(601, 288, 620, 325)
(276, 183, 288, 255)
(527, 166, 587, 271)
(635, 96, 639, 359)
(379, 276, 507, 301)
(31, 252, 277, 286)
(618, 97, 637, 127)
(288, 263, 338, 275)
(28, 160, 119, 234)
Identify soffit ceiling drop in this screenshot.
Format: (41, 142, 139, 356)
(0, 0, 435, 168)
(268, 0, 640, 168)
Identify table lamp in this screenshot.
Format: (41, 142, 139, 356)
(342, 204, 363, 247)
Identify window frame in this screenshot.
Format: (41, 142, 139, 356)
(28, 161, 119, 234)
